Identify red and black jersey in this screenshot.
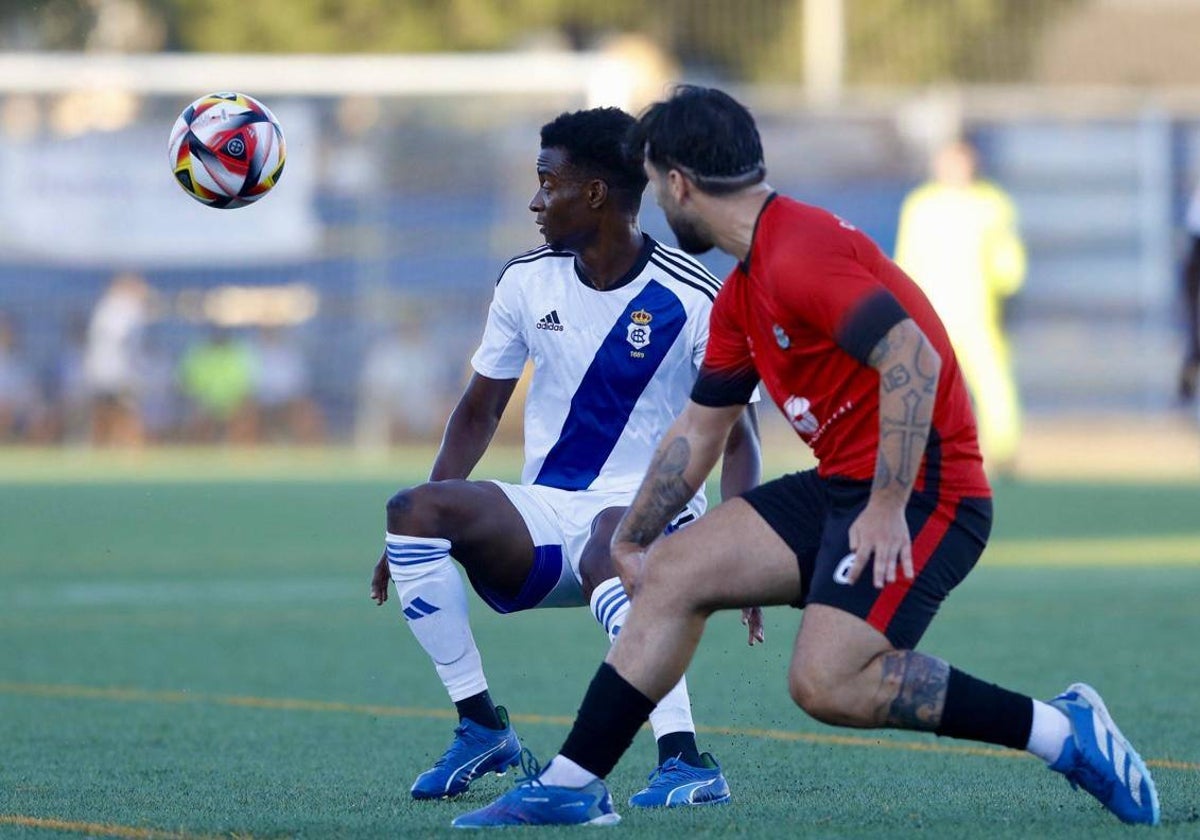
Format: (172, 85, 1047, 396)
(693, 194, 989, 498)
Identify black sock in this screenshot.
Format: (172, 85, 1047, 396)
(936, 667, 1033, 750)
(561, 662, 656, 779)
(656, 731, 702, 767)
(455, 690, 503, 730)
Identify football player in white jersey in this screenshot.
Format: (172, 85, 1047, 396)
(370, 107, 760, 807)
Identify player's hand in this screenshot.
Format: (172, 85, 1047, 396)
(741, 607, 765, 646)
(611, 539, 648, 596)
(847, 499, 913, 589)
(370, 552, 390, 605)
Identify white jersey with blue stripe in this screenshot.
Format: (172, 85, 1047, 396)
(471, 235, 722, 503)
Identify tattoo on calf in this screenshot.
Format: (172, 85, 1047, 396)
(621, 436, 693, 547)
(877, 650, 949, 730)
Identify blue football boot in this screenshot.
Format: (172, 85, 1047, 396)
(1048, 683, 1160, 825)
(411, 706, 522, 800)
(628, 752, 731, 808)
(451, 750, 621, 828)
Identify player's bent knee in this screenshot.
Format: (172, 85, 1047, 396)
(634, 553, 712, 617)
(788, 665, 845, 724)
(787, 668, 818, 713)
(646, 547, 724, 614)
(385, 483, 448, 535)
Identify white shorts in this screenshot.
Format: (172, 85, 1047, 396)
(477, 481, 705, 614)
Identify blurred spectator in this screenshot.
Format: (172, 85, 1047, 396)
(895, 139, 1026, 475)
(47, 313, 91, 444)
(84, 271, 151, 447)
(1179, 181, 1200, 406)
(355, 316, 450, 448)
(138, 332, 181, 444)
(247, 325, 324, 444)
(178, 328, 254, 444)
(0, 312, 51, 443)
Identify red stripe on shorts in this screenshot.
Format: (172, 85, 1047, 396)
(865, 496, 957, 637)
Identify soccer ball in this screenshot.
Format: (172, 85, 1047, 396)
(168, 92, 286, 209)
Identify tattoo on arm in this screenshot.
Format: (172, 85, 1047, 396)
(873, 324, 939, 493)
(876, 650, 949, 730)
(873, 455, 892, 488)
(619, 436, 695, 547)
(880, 390, 926, 488)
(882, 364, 910, 393)
(867, 335, 891, 367)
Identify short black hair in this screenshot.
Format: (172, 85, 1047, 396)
(540, 107, 647, 211)
(630, 85, 766, 194)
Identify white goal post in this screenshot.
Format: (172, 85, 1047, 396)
(0, 50, 640, 107)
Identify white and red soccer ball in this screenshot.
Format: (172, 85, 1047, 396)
(168, 92, 285, 209)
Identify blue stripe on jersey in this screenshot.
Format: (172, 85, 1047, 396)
(534, 280, 687, 490)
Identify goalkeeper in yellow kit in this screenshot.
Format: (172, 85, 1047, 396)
(896, 139, 1026, 474)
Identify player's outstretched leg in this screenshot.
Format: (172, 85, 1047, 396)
(1047, 683, 1160, 825)
(451, 749, 620, 829)
(589, 577, 730, 808)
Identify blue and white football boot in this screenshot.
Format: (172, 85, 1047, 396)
(451, 751, 621, 828)
(628, 753, 732, 808)
(411, 706, 522, 800)
(1047, 683, 1160, 825)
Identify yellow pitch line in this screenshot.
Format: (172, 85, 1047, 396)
(0, 815, 226, 840)
(2, 681, 1196, 772)
(984, 535, 1200, 567)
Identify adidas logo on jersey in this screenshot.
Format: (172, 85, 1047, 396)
(536, 310, 565, 331)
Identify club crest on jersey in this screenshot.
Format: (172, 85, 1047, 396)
(773, 324, 790, 349)
(627, 308, 652, 352)
(783, 395, 819, 435)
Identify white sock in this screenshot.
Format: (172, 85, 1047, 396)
(589, 577, 696, 740)
(589, 577, 630, 643)
(385, 533, 487, 702)
(1026, 699, 1072, 764)
(538, 754, 598, 788)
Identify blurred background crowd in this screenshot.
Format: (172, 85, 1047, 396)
(0, 0, 1199, 472)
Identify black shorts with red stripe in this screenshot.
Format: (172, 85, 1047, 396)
(742, 469, 992, 650)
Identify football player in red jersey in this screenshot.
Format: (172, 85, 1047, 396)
(453, 86, 1159, 829)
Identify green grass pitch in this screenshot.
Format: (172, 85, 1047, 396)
(1, 460, 1198, 838)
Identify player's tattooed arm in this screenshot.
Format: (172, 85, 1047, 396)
(617, 436, 695, 547)
(866, 318, 940, 500)
(874, 650, 949, 730)
(614, 402, 742, 548)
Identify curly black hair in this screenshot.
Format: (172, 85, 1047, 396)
(540, 107, 647, 211)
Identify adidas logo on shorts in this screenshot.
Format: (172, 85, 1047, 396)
(536, 310, 564, 331)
